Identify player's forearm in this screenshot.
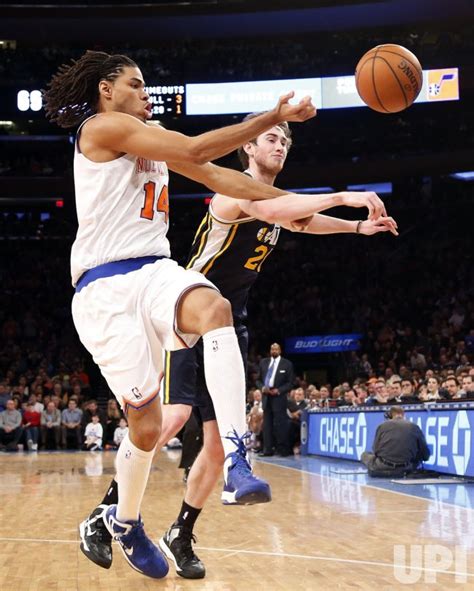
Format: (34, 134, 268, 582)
(248, 193, 344, 223)
(296, 213, 360, 234)
(205, 165, 289, 200)
(190, 111, 281, 163)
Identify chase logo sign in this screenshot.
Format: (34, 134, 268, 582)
(286, 333, 362, 354)
(318, 413, 367, 458)
(307, 407, 474, 477)
(452, 411, 471, 476)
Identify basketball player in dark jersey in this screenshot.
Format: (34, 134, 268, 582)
(80, 115, 397, 579)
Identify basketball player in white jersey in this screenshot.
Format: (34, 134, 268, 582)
(43, 49, 324, 579)
(70, 81, 397, 577)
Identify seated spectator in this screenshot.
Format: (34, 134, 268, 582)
(61, 399, 83, 449)
(0, 399, 24, 451)
(332, 386, 346, 407)
(70, 381, 84, 406)
(307, 387, 322, 409)
(247, 389, 264, 451)
(27, 393, 44, 413)
(443, 376, 460, 400)
(367, 380, 389, 405)
(41, 401, 62, 450)
(113, 417, 129, 449)
(399, 378, 419, 404)
(83, 414, 103, 451)
(341, 388, 359, 407)
(12, 385, 28, 405)
(461, 375, 474, 399)
(0, 381, 11, 412)
(424, 376, 443, 401)
(386, 379, 402, 403)
(355, 385, 368, 405)
(287, 387, 307, 453)
(81, 400, 106, 433)
(70, 364, 90, 391)
(105, 398, 122, 447)
(23, 400, 41, 451)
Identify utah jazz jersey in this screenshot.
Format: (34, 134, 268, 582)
(186, 199, 280, 323)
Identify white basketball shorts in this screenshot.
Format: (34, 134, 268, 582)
(71, 258, 217, 410)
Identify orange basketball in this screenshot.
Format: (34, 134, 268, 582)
(355, 44, 423, 113)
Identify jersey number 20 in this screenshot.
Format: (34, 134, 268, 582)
(140, 181, 169, 223)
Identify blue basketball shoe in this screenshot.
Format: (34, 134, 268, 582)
(221, 430, 272, 505)
(104, 505, 169, 579)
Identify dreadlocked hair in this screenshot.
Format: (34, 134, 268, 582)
(43, 50, 138, 128)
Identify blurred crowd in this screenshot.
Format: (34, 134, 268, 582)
(0, 178, 472, 454)
(245, 366, 474, 455)
(1, 27, 472, 86)
(0, 376, 129, 452)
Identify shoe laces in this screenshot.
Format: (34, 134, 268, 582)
(94, 515, 112, 542)
(85, 508, 111, 542)
(224, 429, 251, 459)
(224, 430, 255, 477)
(120, 520, 145, 545)
(174, 527, 198, 561)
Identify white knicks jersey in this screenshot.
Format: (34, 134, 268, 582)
(71, 122, 170, 286)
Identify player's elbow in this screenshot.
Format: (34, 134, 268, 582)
(251, 202, 279, 223)
(187, 138, 211, 165)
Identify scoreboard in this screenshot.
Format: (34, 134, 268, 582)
(5, 67, 460, 120)
(6, 85, 186, 119)
(144, 85, 185, 117)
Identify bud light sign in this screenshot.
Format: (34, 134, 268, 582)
(285, 333, 362, 354)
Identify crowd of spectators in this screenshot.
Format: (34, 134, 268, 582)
(245, 365, 473, 455)
(0, 378, 128, 452)
(1, 24, 472, 454)
(0, 177, 471, 455)
(1, 27, 472, 86)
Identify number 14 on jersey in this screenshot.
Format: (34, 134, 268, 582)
(140, 181, 169, 223)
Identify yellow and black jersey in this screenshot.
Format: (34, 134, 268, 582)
(186, 200, 280, 323)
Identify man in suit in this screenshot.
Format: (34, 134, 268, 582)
(258, 342, 294, 456)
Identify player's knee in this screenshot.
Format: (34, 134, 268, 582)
(201, 296, 232, 331)
(131, 421, 161, 451)
(162, 404, 191, 433)
(203, 434, 225, 466)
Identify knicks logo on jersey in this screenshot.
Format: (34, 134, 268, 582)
(135, 158, 168, 176)
(257, 225, 280, 246)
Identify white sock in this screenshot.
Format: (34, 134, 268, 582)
(115, 433, 155, 522)
(203, 326, 247, 457)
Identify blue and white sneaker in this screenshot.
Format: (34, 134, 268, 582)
(221, 430, 272, 505)
(103, 505, 169, 579)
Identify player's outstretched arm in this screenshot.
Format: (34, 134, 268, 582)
(87, 93, 315, 165)
(281, 213, 399, 236)
(168, 160, 291, 200)
(237, 191, 389, 222)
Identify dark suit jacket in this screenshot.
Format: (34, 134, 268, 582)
(257, 356, 294, 409)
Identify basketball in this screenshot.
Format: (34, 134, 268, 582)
(355, 44, 423, 113)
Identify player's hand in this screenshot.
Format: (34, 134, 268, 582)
(272, 92, 317, 123)
(359, 217, 399, 236)
(339, 191, 387, 220)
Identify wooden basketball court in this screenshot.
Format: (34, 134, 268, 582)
(0, 450, 472, 590)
